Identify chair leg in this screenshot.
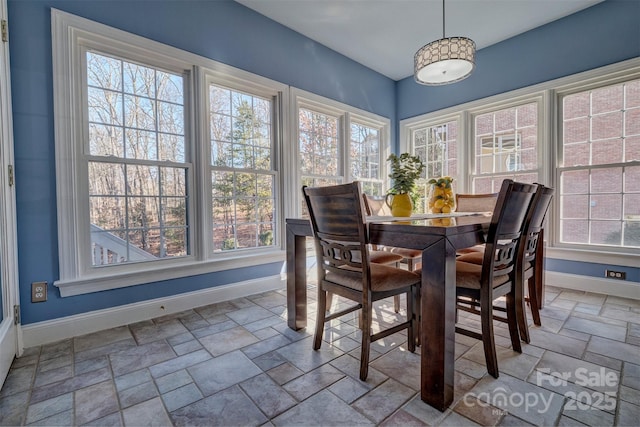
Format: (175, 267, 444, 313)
(325, 292, 334, 311)
(407, 288, 415, 353)
(506, 291, 523, 353)
(393, 260, 401, 313)
(359, 296, 372, 381)
(515, 276, 531, 345)
(313, 288, 327, 351)
(480, 294, 499, 378)
(528, 274, 542, 326)
(413, 284, 421, 347)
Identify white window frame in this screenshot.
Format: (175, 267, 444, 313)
(400, 57, 640, 267)
(468, 96, 545, 191)
(554, 70, 640, 255)
(52, 10, 287, 296)
(400, 113, 468, 192)
(287, 88, 391, 217)
(202, 70, 285, 258)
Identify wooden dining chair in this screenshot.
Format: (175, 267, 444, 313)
(325, 195, 403, 313)
(455, 192, 499, 213)
(457, 184, 554, 343)
(454, 179, 537, 378)
(303, 182, 420, 380)
(515, 184, 554, 340)
(455, 192, 499, 256)
(362, 194, 422, 313)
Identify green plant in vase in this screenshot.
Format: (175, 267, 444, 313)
(385, 153, 425, 217)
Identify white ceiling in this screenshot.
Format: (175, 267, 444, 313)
(235, 0, 604, 81)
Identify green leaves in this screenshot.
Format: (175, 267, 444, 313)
(387, 153, 425, 195)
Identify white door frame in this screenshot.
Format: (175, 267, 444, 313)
(0, 0, 22, 387)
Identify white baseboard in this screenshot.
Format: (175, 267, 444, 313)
(21, 275, 285, 349)
(545, 271, 640, 300)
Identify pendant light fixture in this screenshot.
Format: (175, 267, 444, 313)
(414, 0, 476, 85)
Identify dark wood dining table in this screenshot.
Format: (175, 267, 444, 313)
(285, 214, 492, 411)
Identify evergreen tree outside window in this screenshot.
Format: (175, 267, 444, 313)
(210, 85, 276, 252)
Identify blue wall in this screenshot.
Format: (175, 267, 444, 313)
(396, 0, 640, 284)
(7, 0, 396, 324)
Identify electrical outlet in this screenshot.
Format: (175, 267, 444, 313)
(31, 281, 47, 302)
(605, 270, 626, 280)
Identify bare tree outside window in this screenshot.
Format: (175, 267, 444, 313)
(299, 109, 341, 216)
(87, 52, 188, 266)
(350, 123, 383, 196)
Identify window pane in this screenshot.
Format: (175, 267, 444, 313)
(89, 124, 124, 157)
(156, 71, 183, 103)
(591, 194, 621, 220)
(88, 87, 123, 126)
(591, 221, 621, 245)
(123, 62, 156, 98)
(125, 129, 157, 160)
(562, 219, 589, 244)
(561, 194, 589, 219)
(591, 167, 622, 193)
(561, 169, 589, 194)
(564, 118, 589, 143)
(158, 101, 184, 135)
(159, 134, 185, 163)
(87, 52, 122, 91)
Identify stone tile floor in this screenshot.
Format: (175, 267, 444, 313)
(0, 284, 639, 426)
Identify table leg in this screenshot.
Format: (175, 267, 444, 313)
(287, 226, 308, 330)
(421, 237, 457, 411)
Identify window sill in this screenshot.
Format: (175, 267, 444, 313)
(546, 246, 639, 268)
(54, 250, 286, 297)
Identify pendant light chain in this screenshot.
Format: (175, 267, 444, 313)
(442, 0, 446, 39)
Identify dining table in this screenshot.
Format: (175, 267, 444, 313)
(285, 212, 492, 411)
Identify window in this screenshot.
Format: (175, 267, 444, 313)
(350, 121, 383, 196)
(52, 10, 286, 295)
(401, 58, 640, 262)
(87, 52, 189, 266)
(407, 120, 459, 212)
(299, 108, 341, 189)
(293, 90, 390, 216)
(472, 102, 539, 193)
(209, 84, 277, 253)
(558, 79, 640, 250)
